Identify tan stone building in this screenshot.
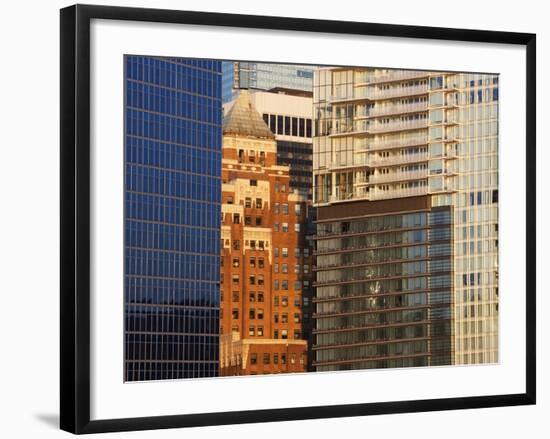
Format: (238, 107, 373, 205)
(219, 91, 310, 375)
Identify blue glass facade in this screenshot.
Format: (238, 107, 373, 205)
(124, 56, 222, 381)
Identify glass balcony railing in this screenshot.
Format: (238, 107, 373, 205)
(370, 186, 427, 200)
(368, 169, 428, 184)
(331, 84, 429, 102)
(370, 152, 428, 167)
(354, 70, 431, 85)
(355, 102, 428, 119)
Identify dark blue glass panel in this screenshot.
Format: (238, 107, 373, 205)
(124, 56, 222, 381)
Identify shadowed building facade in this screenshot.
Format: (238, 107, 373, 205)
(124, 56, 222, 381)
(219, 91, 309, 375)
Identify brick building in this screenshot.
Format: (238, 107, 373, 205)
(219, 91, 310, 375)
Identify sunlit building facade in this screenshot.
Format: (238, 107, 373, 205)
(124, 56, 223, 381)
(219, 91, 309, 375)
(312, 67, 498, 370)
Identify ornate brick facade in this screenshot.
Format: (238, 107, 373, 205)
(219, 91, 311, 375)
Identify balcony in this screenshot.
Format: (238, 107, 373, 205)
(355, 135, 429, 152)
(370, 186, 427, 201)
(368, 169, 428, 184)
(354, 70, 431, 85)
(331, 119, 428, 138)
(331, 84, 429, 103)
(369, 152, 428, 167)
(368, 119, 428, 134)
(355, 102, 428, 119)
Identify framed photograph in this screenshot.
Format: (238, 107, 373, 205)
(60, 4, 536, 434)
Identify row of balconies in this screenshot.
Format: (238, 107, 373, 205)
(331, 84, 429, 103)
(331, 118, 428, 137)
(354, 70, 431, 86)
(354, 102, 428, 119)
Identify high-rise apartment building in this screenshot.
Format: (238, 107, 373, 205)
(222, 61, 315, 103)
(312, 67, 498, 370)
(219, 91, 310, 375)
(124, 56, 223, 381)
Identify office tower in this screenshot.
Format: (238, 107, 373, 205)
(219, 90, 309, 375)
(124, 56, 223, 381)
(312, 68, 498, 371)
(222, 61, 316, 103)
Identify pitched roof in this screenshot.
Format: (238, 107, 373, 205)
(222, 90, 275, 140)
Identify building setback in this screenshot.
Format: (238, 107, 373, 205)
(219, 91, 309, 375)
(312, 68, 499, 370)
(124, 56, 223, 381)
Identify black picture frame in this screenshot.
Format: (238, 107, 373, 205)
(60, 3, 536, 434)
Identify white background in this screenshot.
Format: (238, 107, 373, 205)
(91, 18, 526, 420)
(0, 0, 546, 437)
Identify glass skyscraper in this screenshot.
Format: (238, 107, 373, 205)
(124, 56, 223, 381)
(312, 67, 498, 371)
(222, 61, 316, 103)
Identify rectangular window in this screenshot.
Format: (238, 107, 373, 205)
(294, 223, 301, 232)
(277, 115, 284, 135)
(263, 353, 270, 365)
(256, 198, 262, 209)
(299, 118, 305, 137)
(250, 353, 257, 365)
(284, 116, 291, 135)
(291, 117, 298, 136)
(282, 223, 289, 232)
(250, 179, 257, 186)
